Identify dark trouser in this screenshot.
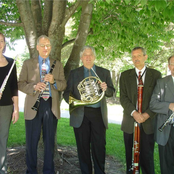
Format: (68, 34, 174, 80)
(0, 105, 13, 174)
(124, 125, 155, 174)
(74, 107, 106, 174)
(158, 126, 174, 174)
(25, 98, 58, 174)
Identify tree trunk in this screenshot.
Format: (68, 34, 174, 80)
(64, 2, 93, 79)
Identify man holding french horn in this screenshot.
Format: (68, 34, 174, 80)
(63, 46, 115, 174)
(119, 47, 161, 174)
(150, 55, 174, 174)
(18, 35, 66, 174)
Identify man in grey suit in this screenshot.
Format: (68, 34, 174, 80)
(18, 35, 66, 174)
(119, 47, 161, 174)
(63, 46, 115, 174)
(150, 55, 174, 174)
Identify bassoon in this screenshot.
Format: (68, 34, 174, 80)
(31, 60, 56, 111)
(132, 75, 143, 174)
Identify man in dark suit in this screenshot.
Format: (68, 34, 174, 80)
(119, 47, 161, 174)
(150, 55, 174, 174)
(63, 46, 115, 174)
(18, 35, 67, 174)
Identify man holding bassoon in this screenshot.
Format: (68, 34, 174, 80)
(150, 55, 174, 174)
(18, 35, 66, 174)
(119, 47, 161, 174)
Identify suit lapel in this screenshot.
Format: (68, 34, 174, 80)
(77, 66, 85, 82)
(129, 69, 138, 104)
(167, 75, 174, 97)
(32, 58, 40, 82)
(95, 66, 103, 80)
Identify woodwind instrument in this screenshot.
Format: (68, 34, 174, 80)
(31, 60, 56, 111)
(158, 112, 174, 132)
(132, 75, 143, 174)
(0, 55, 17, 97)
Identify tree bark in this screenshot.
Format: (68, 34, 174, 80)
(64, 1, 93, 79)
(16, 0, 38, 58)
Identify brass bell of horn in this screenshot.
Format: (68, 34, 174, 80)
(69, 76, 105, 112)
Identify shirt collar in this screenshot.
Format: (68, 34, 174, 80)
(135, 66, 146, 75)
(84, 64, 96, 72)
(38, 55, 49, 64)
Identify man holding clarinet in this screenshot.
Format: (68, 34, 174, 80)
(119, 47, 161, 174)
(18, 35, 66, 174)
(150, 55, 174, 174)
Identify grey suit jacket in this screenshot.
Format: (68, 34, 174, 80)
(150, 75, 173, 146)
(63, 65, 115, 129)
(18, 57, 67, 120)
(120, 68, 161, 134)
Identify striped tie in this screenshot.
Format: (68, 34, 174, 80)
(41, 60, 50, 101)
(138, 71, 143, 85)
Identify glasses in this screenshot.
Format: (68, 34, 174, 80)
(39, 44, 51, 48)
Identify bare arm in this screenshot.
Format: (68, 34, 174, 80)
(12, 96, 19, 124)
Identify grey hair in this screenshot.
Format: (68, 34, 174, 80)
(37, 35, 51, 45)
(80, 46, 96, 58)
(168, 55, 174, 64)
(131, 47, 146, 56)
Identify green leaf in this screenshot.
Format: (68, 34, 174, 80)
(140, 0, 147, 7)
(124, 0, 131, 5)
(155, 1, 167, 12)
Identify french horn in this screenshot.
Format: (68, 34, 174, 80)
(69, 69, 105, 112)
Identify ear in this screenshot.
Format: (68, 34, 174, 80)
(145, 55, 148, 61)
(36, 45, 39, 51)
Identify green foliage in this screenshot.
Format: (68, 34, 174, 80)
(0, 0, 23, 40)
(68, 0, 174, 72)
(1, 0, 174, 74)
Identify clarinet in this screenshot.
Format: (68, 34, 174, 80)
(0, 56, 17, 97)
(158, 112, 174, 132)
(132, 83, 143, 174)
(31, 60, 56, 111)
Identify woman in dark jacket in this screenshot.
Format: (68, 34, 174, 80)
(0, 32, 19, 173)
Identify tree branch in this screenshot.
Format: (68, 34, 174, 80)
(31, 0, 42, 36)
(0, 21, 23, 27)
(63, 0, 82, 27)
(42, 0, 53, 35)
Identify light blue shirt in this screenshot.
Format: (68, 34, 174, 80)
(38, 56, 57, 97)
(83, 65, 101, 108)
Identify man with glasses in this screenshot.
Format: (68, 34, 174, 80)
(150, 55, 174, 174)
(18, 35, 66, 174)
(120, 47, 161, 174)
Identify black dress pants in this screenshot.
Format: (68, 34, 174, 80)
(124, 125, 155, 174)
(25, 98, 58, 174)
(74, 107, 106, 174)
(158, 125, 174, 174)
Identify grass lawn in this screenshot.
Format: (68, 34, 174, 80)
(8, 112, 161, 174)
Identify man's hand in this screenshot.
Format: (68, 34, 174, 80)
(169, 103, 174, 111)
(100, 82, 107, 92)
(34, 82, 47, 92)
(44, 74, 54, 84)
(132, 111, 145, 123)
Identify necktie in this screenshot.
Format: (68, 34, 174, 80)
(138, 71, 143, 85)
(89, 69, 92, 76)
(41, 60, 50, 100)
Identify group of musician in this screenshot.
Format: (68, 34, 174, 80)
(0, 32, 174, 174)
